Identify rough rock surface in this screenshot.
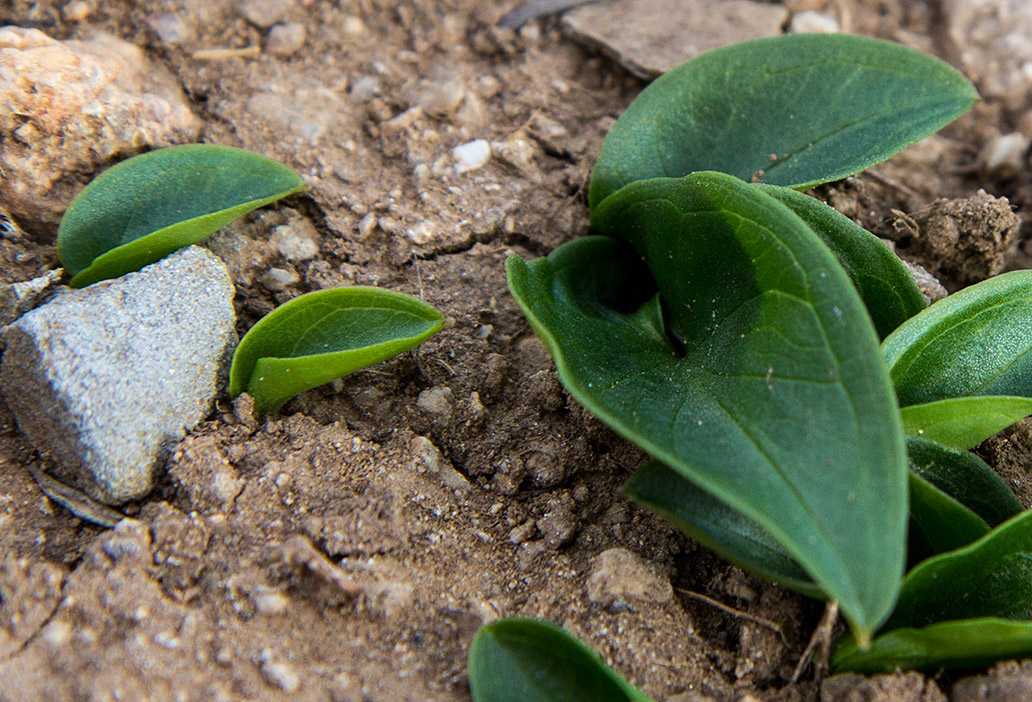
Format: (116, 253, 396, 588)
(585, 547, 673, 609)
(0, 26, 199, 230)
(563, 0, 787, 78)
(952, 659, 1032, 702)
(1, 247, 236, 504)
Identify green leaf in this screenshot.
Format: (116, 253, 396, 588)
(229, 287, 445, 414)
(883, 271, 1032, 406)
(906, 437, 1022, 528)
(884, 510, 1032, 632)
(907, 471, 988, 560)
(58, 144, 306, 287)
(756, 186, 925, 339)
(901, 396, 1032, 450)
(589, 34, 977, 208)
(510, 172, 907, 641)
(468, 618, 653, 702)
(624, 461, 823, 598)
(832, 618, 1032, 673)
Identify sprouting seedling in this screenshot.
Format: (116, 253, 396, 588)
(468, 618, 652, 702)
(57, 144, 305, 287)
(498, 30, 1032, 676)
(228, 286, 445, 414)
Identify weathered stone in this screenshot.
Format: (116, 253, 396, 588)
(585, 547, 673, 609)
(1, 247, 236, 504)
(563, 0, 787, 79)
(0, 27, 199, 230)
(952, 659, 1032, 702)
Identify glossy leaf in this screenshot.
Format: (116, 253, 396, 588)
(510, 172, 907, 641)
(884, 510, 1032, 631)
(900, 396, 1032, 450)
(58, 144, 306, 287)
(589, 34, 977, 208)
(833, 618, 1032, 674)
(229, 287, 445, 414)
(624, 461, 822, 598)
(906, 437, 1022, 528)
(907, 471, 988, 560)
(883, 271, 1032, 406)
(757, 185, 924, 338)
(468, 618, 652, 702)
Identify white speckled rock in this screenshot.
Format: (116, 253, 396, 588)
(0, 247, 236, 504)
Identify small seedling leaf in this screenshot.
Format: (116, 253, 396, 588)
(832, 618, 1032, 674)
(883, 271, 1032, 406)
(58, 144, 305, 287)
(229, 287, 445, 414)
(883, 510, 1032, 631)
(906, 437, 1022, 528)
(468, 618, 653, 702)
(510, 172, 907, 640)
(624, 461, 822, 598)
(589, 34, 977, 208)
(901, 396, 1032, 450)
(757, 185, 925, 338)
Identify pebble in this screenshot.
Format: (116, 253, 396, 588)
(980, 131, 1030, 178)
(0, 27, 199, 228)
(266, 22, 306, 57)
(250, 586, 289, 616)
(239, 0, 290, 28)
(409, 435, 471, 491)
(413, 77, 466, 115)
(147, 13, 195, 44)
(260, 266, 300, 292)
(585, 548, 673, 609)
(349, 76, 379, 103)
(270, 219, 320, 261)
(452, 139, 492, 174)
(537, 505, 578, 549)
(417, 386, 454, 416)
(62, 1, 92, 21)
(788, 10, 840, 33)
(341, 16, 366, 37)
(0, 247, 236, 504)
(0, 269, 61, 327)
(260, 657, 300, 693)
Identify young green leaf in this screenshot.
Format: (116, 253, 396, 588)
(229, 287, 445, 414)
(757, 185, 925, 339)
(510, 172, 907, 641)
(906, 437, 1022, 528)
(883, 271, 1032, 406)
(468, 618, 653, 702)
(58, 144, 306, 287)
(589, 34, 977, 208)
(832, 618, 1032, 674)
(624, 461, 822, 598)
(901, 396, 1032, 450)
(883, 510, 1032, 632)
(907, 471, 988, 560)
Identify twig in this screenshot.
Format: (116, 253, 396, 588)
(191, 46, 261, 61)
(28, 465, 125, 528)
(676, 588, 789, 647)
(791, 600, 839, 682)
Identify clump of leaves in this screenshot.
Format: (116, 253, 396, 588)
(494, 31, 1032, 688)
(229, 287, 445, 414)
(57, 144, 305, 287)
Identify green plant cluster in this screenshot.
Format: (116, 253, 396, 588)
(56, 144, 443, 412)
(471, 33, 1032, 699)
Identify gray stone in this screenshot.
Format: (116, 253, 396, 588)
(1, 247, 236, 504)
(563, 0, 787, 79)
(0, 269, 62, 327)
(266, 23, 306, 57)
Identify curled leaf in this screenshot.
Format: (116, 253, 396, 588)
(58, 144, 305, 287)
(229, 287, 445, 414)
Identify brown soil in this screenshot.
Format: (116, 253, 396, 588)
(2, 1, 1032, 701)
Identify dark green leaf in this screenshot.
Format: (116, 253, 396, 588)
(833, 618, 1032, 673)
(900, 396, 1032, 450)
(883, 271, 1032, 406)
(624, 461, 822, 598)
(58, 144, 305, 287)
(884, 510, 1032, 631)
(907, 471, 988, 560)
(511, 172, 907, 641)
(589, 34, 977, 208)
(229, 287, 444, 414)
(468, 618, 652, 702)
(757, 186, 924, 338)
(906, 437, 1023, 528)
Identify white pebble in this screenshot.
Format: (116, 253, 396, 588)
(266, 23, 306, 56)
(261, 659, 300, 693)
(261, 267, 299, 292)
(452, 139, 491, 174)
(788, 10, 840, 33)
